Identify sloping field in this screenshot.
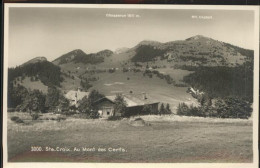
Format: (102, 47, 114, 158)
(157, 68, 194, 82)
(15, 77, 48, 94)
(91, 71, 198, 112)
(7, 113, 253, 163)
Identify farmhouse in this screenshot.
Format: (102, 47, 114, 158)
(65, 88, 89, 107)
(94, 93, 159, 118)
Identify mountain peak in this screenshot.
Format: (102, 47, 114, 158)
(138, 40, 162, 46)
(22, 56, 47, 66)
(52, 49, 87, 65)
(70, 49, 85, 55)
(186, 35, 211, 41)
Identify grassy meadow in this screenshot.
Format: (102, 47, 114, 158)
(91, 70, 198, 111)
(8, 112, 253, 163)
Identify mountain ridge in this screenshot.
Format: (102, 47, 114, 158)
(47, 35, 253, 67)
(18, 35, 254, 71)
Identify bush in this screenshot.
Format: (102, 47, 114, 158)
(30, 113, 40, 120)
(75, 112, 99, 119)
(57, 116, 66, 122)
(107, 116, 122, 121)
(10, 116, 24, 123)
(108, 68, 116, 73)
(88, 110, 100, 119)
(11, 116, 19, 121)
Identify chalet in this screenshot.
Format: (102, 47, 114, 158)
(65, 88, 89, 107)
(187, 87, 204, 98)
(93, 93, 159, 118)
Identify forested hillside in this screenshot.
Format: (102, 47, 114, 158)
(8, 61, 63, 87)
(131, 45, 165, 62)
(183, 61, 253, 102)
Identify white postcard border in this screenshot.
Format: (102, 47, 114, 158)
(3, 3, 259, 168)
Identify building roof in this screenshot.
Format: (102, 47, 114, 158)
(95, 93, 159, 107)
(65, 90, 90, 101)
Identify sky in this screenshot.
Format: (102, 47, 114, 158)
(8, 7, 255, 67)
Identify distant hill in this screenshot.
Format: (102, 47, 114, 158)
(50, 35, 253, 69)
(129, 35, 253, 66)
(52, 49, 84, 65)
(52, 49, 113, 65)
(9, 35, 254, 97)
(9, 60, 64, 88)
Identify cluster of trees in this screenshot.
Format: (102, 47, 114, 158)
(183, 62, 253, 103)
(143, 70, 175, 85)
(8, 86, 70, 113)
(80, 79, 93, 91)
(74, 53, 104, 64)
(131, 45, 165, 62)
(77, 90, 104, 119)
(113, 94, 128, 117)
(8, 84, 29, 108)
(177, 96, 252, 119)
(8, 84, 106, 119)
(8, 61, 63, 87)
(159, 103, 172, 115)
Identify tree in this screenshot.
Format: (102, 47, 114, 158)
(165, 103, 172, 114)
(17, 90, 46, 113)
(56, 95, 70, 113)
(113, 94, 127, 117)
(77, 90, 104, 119)
(159, 103, 165, 116)
(78, 96, 92, 113)
(142, 105, 153, 115)
(80, 80, 92, 91)
(78, 96, 99, 119)
(45, 87, 60, 111)
(8, 85, 28, 108)
(177, 103, 190, 116)
(88, 90, 104, 104)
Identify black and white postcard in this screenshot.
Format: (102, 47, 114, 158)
(2, 4, 259, 168)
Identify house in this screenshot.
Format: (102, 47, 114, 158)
(187, 87, 204, 98)
(93, 93, 159, 118)
(65, 88, 89, 107)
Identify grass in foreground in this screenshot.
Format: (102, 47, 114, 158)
(7, 112, 253, 163)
